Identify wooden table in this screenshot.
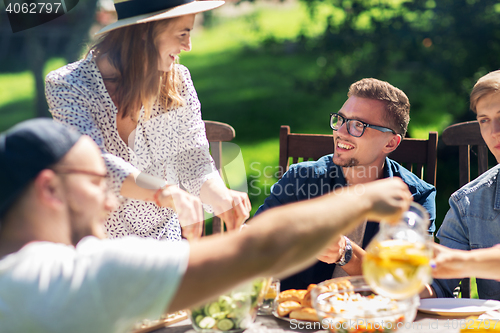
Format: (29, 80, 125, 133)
(150, 312, 472, 333)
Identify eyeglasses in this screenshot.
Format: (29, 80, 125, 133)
(330, 113, 397, 137)
(52, 169, 112, 197)
(54, 169, 107, 179)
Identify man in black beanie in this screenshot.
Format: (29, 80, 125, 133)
(0, 119, 412, 333)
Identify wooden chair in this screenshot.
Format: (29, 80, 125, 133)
(279, 125, 438, 186)
(442, 121, 488, 188)
(204, 120, 236, 234)
(442, 121, 489, 298)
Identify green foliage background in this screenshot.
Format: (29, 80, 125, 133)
(1, 0, 500, 241)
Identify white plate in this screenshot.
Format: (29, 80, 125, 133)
(418, 298, 500, 316)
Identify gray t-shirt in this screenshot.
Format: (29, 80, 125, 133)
(0, 236, 189, 333)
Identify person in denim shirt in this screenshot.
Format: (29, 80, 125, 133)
(255, 78, 436, 290)
(430, 70, 500, 300)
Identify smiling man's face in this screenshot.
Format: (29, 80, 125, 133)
(332, 96, 398, 170)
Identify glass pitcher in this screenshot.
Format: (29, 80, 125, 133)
(362, 202, 433, 299)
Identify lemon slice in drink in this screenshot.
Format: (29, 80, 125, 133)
(363, 240, 431, 299)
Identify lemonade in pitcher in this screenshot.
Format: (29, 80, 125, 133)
(363, 239, 432, 299)
(362, 203, 433, 299)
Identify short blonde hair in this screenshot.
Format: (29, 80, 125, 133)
(470, 70, 500, 113)
(348, 78, 410, 137)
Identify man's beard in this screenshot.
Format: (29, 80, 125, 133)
(68, 203, 108, 245)
(333, 155, 359, 167)
(68, 207, 90, 245)
(333, 139, 359, 167)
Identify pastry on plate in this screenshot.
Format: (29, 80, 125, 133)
(277, 301, 302, 317)
(276, 289, 308, 303)
(289, 307, 318, 322)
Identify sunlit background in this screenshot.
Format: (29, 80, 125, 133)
(1, 0, 500, 242)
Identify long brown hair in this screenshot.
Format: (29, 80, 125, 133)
(89, 19, 185, 120)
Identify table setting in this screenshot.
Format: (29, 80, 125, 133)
(135, 202, 500, 333)
(137, 292, 500, 333)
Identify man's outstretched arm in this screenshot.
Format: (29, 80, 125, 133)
(168, 178, 412, 312)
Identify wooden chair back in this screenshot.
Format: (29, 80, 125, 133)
(442, 121, 488, 188)
(442, 121, 489, 298)
(279, 125, 438, 186)
(204, 120, 236, 234)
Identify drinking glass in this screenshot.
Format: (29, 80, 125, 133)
(257, 278, 280, 315)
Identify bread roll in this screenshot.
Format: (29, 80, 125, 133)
(277, 301, 302, 317)
(289, 307, 318, 322)
(276, 289, 308, 303)
(300, 290, 313, 308)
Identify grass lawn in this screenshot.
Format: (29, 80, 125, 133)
(0, 72, 35, 132)
(0, 57, 67, 132)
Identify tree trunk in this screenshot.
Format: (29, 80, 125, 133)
(64, 0, 100, 62)
(23, 0, 100, 119)
(25, 31, 49, 118)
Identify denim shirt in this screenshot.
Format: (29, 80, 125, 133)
(432, 164, 500, 300)
(255, 154, 436, 290)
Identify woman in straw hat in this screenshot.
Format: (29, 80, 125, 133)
(45, 0, 251, 241)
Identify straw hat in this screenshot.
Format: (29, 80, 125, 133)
(96, 0, 225, 36)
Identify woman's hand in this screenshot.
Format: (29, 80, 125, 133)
(121, 173, 204, 227)
(157, 185, 203, 227)
(182, 221, 204, 242)
(200, 179, 251, 231)
(218, 189, 252, 230)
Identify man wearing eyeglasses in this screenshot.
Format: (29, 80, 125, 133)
(0, 119, 414, 332)
(255, 78, 436, 290)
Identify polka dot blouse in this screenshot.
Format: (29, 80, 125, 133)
(45, 52, 221, 241)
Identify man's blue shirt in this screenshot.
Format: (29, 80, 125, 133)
(432, 164, 500, 300)
(255, 154, 436, 290)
